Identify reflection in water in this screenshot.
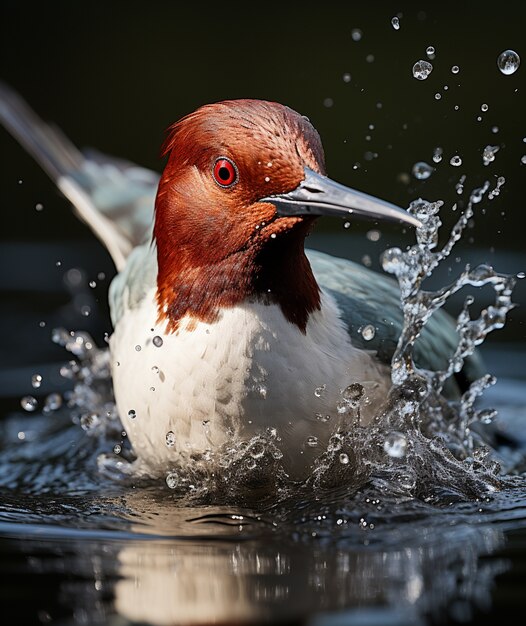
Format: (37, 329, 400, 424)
(113, 525, 506, 626)
(0, 490, 512, 626)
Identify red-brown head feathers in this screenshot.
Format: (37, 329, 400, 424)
(154, 100, 325, 333)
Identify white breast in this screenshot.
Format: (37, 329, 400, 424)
(110, 289, 390, 478)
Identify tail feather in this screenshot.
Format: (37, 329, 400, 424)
(0, 81, 158, 270)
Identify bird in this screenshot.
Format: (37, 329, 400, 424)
(0, 83, 482, 478)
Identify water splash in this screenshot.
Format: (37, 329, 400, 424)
(39, 188, 521, 505)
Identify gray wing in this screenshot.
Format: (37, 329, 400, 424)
(307, 249, 485, 388)
(108, 242, 158, 328)
(0, 81, 158, 270)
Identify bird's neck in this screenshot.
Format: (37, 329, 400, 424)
(155, 220, 321, 334)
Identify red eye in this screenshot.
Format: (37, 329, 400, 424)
(213, 157, 238, 187)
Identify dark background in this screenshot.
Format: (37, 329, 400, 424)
(0, 0, 525, 399)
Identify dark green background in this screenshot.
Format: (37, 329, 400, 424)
(0, 0, 525, 347)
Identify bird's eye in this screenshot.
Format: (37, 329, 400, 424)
(213, 157, 238, 187)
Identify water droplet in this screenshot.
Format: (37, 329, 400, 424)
(342, 72, 351, 83)
(35, 202, 44, 211)
(39, 321, 46, 327)
(97, 272, 105, 280)
(497, 49, 520, 75)
(366, 229, 381, 242)
(21, 396, 37, 411)
(412, 161, 434, 180)
(339, 453, 350, 465)
(306, 436, 319, 447)
(366, 54, 375, 63)
(521, 155, 526, 165)
(481, 103, 489, 112)
(343, 221, 351, 229)
(128, 409, 136, 419)
(451, 65, 460, 74)
(31, 373, 42, 388)
(17, 432, 26, 441)
(482, 145, 500, 166)
(135, 345, 141, 352)
(323, 97, 334, 108)
(166, 431, 176, 447)
(250, 442, 265, 459)
(412, 60, 433, 80)
(166, 472, 178, 489)
(432, 147, 443, 163)
(342, 383, 365, 403)
(450, 155, 463, 167)
(383, 432, 408, 458)
(351, 28, 362, 41)
(113, 444, 122, 455)
(81, 305, 91, 317)
(391, 16, 400, 30)
(315, 412, 331, 422)
(44, 393, 62, 411)
(361, 324, 376, 340)
(314, 384, 326, 398)
(426, 45, 435, 58)
(152, 335, 163, 347)
(434, 93, 441, 100)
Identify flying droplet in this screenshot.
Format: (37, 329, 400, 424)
(35, 203, 44, 211)
(383, 432, 408, 458)
(165, 431, 176, 447)
(521, 155, 526, 165)
(434, 93, 442, 100)
(128, 409, 136, 419)
(432, 147, 443, 163)
(314, 384, 326, 398)
(497, 50, 520, 75)
(426, 45, 435, 58)
(152, 335, 163, 347)
(113, 444, 122, 455)
(361, 324, 376, 340)
(481, 103, 489, 112)
(412, 60, 433, 80)
(306, 436, 319, 447)
(450, 155, 463, 167)
(44, 393, 62, 411)
(451, 65, 460, 74)
(482, 145, 500, 166)
(21, 396, 37, 411)
(135, 345, 141, 352)
(342, 73, 352, 83)
(323, 97, 334, 108)
(391, 16, 400, 30)
(339, 453, 350, 465)
(166, 473, 178, 489)
(31, 373, 42, 389)
(412, 161, 434, 180)
(351, 28, 362, 41)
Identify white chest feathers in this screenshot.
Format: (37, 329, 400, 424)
(109, 290, 390, 477)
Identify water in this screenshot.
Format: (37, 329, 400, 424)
(2, 185, 525, 624)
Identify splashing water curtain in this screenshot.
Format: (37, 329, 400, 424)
(45, 184, 520, 503)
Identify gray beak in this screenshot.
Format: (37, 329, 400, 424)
(262, 167, 421, 228)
